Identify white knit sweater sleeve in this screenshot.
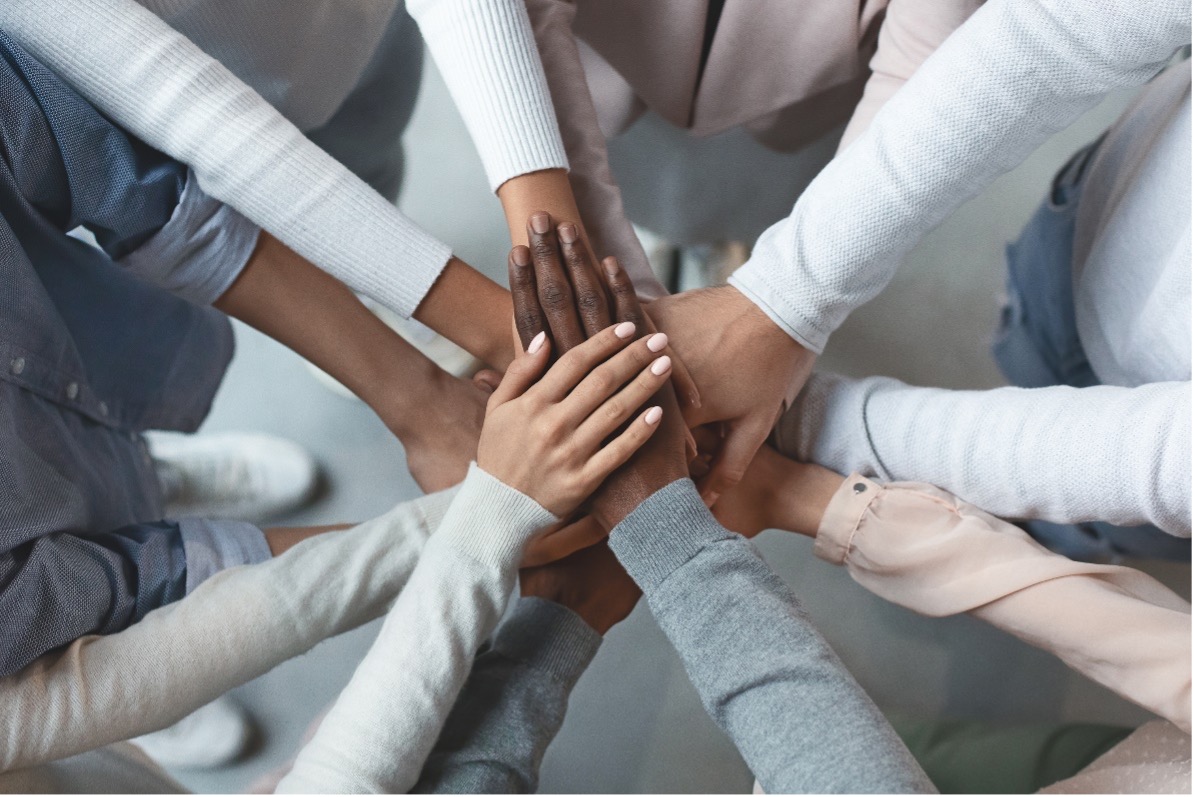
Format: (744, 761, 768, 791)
(0, 487, 459, 772)
(775, 373, 1192, 536)
(278, 464, 556, 794)
(0, 0, 451, 319)
(730, 0, 1191, 353)
(409, 0, 569, 192)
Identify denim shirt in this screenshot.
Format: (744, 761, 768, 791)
(0, 32, 264, 676)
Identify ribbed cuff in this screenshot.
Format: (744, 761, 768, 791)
(608, 478, 734, 594)
(410, 0, 569, 191)
(179, 517, 271, 593)
(434, 463, 557, 568)
(119, 171, 260, 305)
(728, 271, 826, 356)
(814, 474, 882, 565)
(493, 597, 602, 685)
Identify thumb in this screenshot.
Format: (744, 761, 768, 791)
(697, 417, 770, 507)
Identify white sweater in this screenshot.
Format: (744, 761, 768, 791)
(0, 0, 568, 319)
(730, 0, 1190, 355)
(0, 465, 553, 792)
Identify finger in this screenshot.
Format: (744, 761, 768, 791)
(509, 246, 548, 351)
(572, 353, 673, 451)
(558, 222, 613, 337)
(489, 330, 551, 407)
(696, 417, 771, 507)
(531, 320, 639, 402)
(562, 330, 669, 419)
(641, 302, 702, 410)
(601, 256, 646, 333)
(472, 369, 502, 395)
(528, 212, 586, 352)
(520, 516, 607, 568)
(582, 405, 664, 483)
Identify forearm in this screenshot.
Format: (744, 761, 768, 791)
(608, 479, 932, 794)
(279, 466, 556, 794)
(263, 523, 352, 557)
(776, 373, 1192, 535)
(413, 257, 514, 370)
(731, 0, 1188, 352)
(816, 477, 1192, 731)
(414, 597, 601, 794)
(0, 489, 456, 771)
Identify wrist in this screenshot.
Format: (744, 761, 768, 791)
(773, 462, 845, 537)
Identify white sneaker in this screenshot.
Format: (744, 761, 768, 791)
(130, 696, 253, 770)
(149, 432, 319, 522)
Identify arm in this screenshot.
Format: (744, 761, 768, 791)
(607, 479, 933, 794)
(509, 0, 664, 299)
(731, 0, 1189, 352)
(412, 597, 601, 794)
(773, 372, 1192, 536)
(0, 0, 512, 364)
(0, 488, 457, 771)
(813, 476, 1192, 731)
(839, 0, 984, 150)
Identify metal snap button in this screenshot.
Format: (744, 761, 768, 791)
(66, 382, 79, 400)
(9, 357, 24, 375)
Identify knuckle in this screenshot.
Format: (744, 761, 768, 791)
(531, 238, 556, 261)
(515, 310, 542, 334)
(603, 399, 624, 422)
(540, 281, 571, 307)
(577, 291, 602, 312)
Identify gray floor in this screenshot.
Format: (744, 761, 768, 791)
(174, 60, 1189, 794)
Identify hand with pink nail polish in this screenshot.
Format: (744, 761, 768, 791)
(476, 321, 673, 517)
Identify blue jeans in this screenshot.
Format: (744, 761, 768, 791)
(995, 140, 1190, 562)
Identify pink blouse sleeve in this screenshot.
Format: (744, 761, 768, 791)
(816, 474, 1192, 732)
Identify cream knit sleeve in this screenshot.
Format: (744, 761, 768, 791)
(0, 0, 451, 319)
(731, 0, 1190, 353)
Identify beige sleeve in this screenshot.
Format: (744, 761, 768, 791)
(524, 0, 666, 299)
(816, 475, 1192, 732)
(839, 0, 985, 150)
(0, 488, 457, 772)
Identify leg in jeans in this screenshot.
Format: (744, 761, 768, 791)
(995, 140, 1190, 562)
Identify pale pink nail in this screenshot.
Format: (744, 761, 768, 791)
(650, 356, 671, 376)
(530, 212, 550, 234)
(602, 257, 619, 277)
(528, 331, 546, 354)
(646, 332, 668, 352)
(558, 223, 578, 244)
(645, 406, 663, 425)
(614, 321, 636, 339)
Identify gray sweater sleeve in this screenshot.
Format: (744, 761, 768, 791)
(413, 597, 601, 794)
(608, 478, 934, 794)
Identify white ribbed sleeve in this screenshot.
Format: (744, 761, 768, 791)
(776, 373, 1192, 537)
(409, 0, 569, 191)
(0, 0, 451, 318)
(731, 0, 1191, 353)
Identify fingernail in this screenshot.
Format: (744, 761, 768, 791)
(512, 246, 530, 267)
(646, 332, 668, 352)
(530, 212, 550, 234)
(614, 321, 636, 339)
(528, 330, 546, 354)
(650, 355, 672, 376)
(602, 257, 619, 277)
(645, 406, 663, 425)
(558, 223, 578, 244)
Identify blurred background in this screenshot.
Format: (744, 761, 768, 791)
(171, 54, 1188, 793)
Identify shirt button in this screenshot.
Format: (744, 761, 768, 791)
(98, 401, 109, 416)
(66, 382, 79, 400)
(9, 357, 24, 375)
(853, 482, 867, 494)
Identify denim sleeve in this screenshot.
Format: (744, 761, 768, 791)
(413, 597, 601, 794)
(608, 479, 935, 794)
(0, 522, 188, 677)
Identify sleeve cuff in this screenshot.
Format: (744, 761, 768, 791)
(434, 463, 558, 567)
(608, 478, 735, 593)
(813, 474, 883, 565)
(728, 271, 827, 355)
(119, 170, 260, 305)
(178, 517, 271, 593)
(493, 597, 602, 685)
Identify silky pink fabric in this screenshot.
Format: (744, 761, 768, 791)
(816, 474, 1192, 733)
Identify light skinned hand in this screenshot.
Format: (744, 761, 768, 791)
(646, 285, 815, 505)
(476, 320, 673, 517)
